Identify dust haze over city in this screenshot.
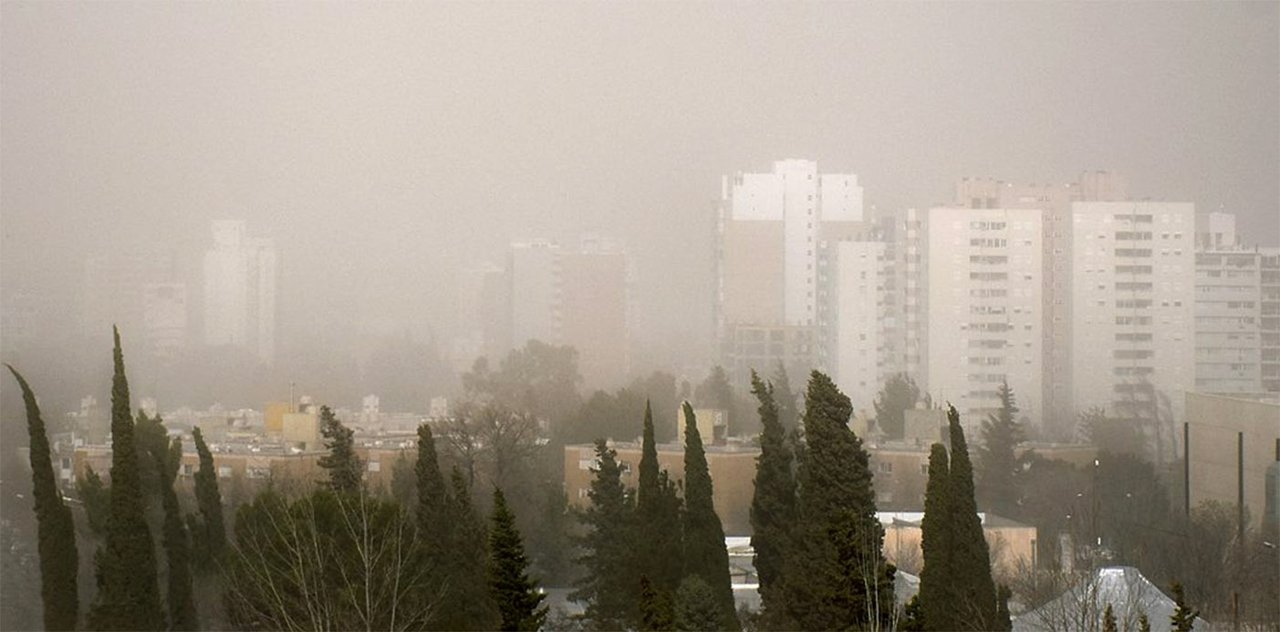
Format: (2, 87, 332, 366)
(1, 3, 1278, 632)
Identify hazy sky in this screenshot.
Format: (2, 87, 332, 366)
(3, 2, 1277, 364)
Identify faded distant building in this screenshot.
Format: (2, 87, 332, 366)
(925, 206, 1044, 427)
(82, 246, 183, 349)
(507, 236, 630, 388)
(1185, 392, 1280, 530)
(1070, 201, 1195, 426)
(717, 159, 864, 385)
(451, 263, 510, 373)
(141, 282, 188, 363)
(203, 220, 277, 364)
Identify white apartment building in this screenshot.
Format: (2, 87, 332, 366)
(1070, 202, 1195, 425)
(926, 207, 1044, 428)
(717, 160, 864, 385)
(508, 239, 561, 349)
(141, 282, 188, 363)
(203, 220, 278, 363)
(820, 239, 897, 415)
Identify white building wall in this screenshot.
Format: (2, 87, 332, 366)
(508, 240, 561, 348)
(202, 220, 277, 363)
(1070, 202, 1195, 424)
(834, 241, 886, 415)
(926, 207, 1044, 429)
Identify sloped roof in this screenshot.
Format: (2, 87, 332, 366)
(1014, 566, 1204, 632)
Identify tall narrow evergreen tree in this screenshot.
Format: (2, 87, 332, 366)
(441, 468, 500, 631)
(679, 403, 736, 630)
(749, 370, 795, 626)
(87, 327, 164, 631)
(946, 405, 999, 630)
(783, 371, 894, 630)
(189, 426, 225, 564)
(317, 406, 363, 494)
(8, 366, 79, 631)
(487, 488, 547, 631)
(977, 381, 1023, 517)
(919, 443, 955, 631)
(414, 424, 450, 562)
(572, 439, 637, 629)
(635, 401, 683, 610)
(156, 435, 196, 630)
(771, 361, 799, 432)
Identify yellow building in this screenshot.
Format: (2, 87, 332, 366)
(879, 511, 1037, 580)
(1185, 392, 1280, 529)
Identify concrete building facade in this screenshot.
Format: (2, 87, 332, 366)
(203, 220, 278, 364)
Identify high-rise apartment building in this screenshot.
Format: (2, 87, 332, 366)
(203, 220, 277, 364)
(507, 236, 630, 388)
(141, 283, 188, 363)
(1070, 201, 1196, 425)
(716, 159, 864, 385)
(925, 207, 1044, 427)
(1193, 212, 1280, 396)
(818, 236, 900, 415)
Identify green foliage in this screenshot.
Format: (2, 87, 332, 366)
(1169, 582, 1199, 632)
(224, 489, 434, 630)
(873, 373, 922, 440)
(977, 381, 1024, 517)
(945, 405, 999, 630)
(317, 405, 363, 494)
(694, 366, 738, 433)
(783, 371, 894, 630)
(639, 575, 675, 632)
(672, 576, 723, 632)
(919, 443, 955, 630)
(189, 426, 225, 566)
(463, 340, 583, 427)
(155, 433, 197, 631)
(1102, 603, 1117, 632)
(1137, 612, 1151, 632)
(7, 365, 79, 631)
(572, 439, 637, 629)
(770, 362, 799, 433)
(390, 450, 415, 509)
(487, 488, 548, 631)
(78, 466, 110, 537)
(748, 370, 795, 627)
(899, 595, 926, 631)
(439, 469, 500, 631)
(680, 403, 737, 630)
(87, 327, 165, 631)
(636, 401, 684, 616)
(995, 584, 1012, 632)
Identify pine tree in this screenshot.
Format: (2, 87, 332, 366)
(487, 488, 548, 631)
(784, 371, 894, 630)
(572, 439, 637, 629)
(1102, 603, 1117, 632)
(390, 450, 415, 508)
(189, 426, 225, 565)
(440, 468, 499, 630)
(1169, 582, 1199, 632)
(8, 366, 79, 631)
(317, 406, 363, 494)
(679, 403, 737, 630)
(977, 381, 1023, 518)
(87, 327, 165, 631)
(872, 373, 922, 440)
(672, 576, 722, 632)
(414, 424, 450, 557)
(919, 443, 955, 631)
(635, 401, 683, 616)
(748, 370, 795, 627)
(946, 405, 999, 630)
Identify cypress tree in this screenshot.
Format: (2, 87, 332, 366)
(946, 405, 998, 630)
(8, 365, 80, 631)
(771, 361, 799, 432)
(1169, 582, 1198, 632)
(189, 427, 225, 564)
(1102, 604, 1117, 632)
(977, 381, 1023, 518)
(672, 576, 722, 632)
(680, 403, 737, 630)
(572, 439, 637, 629)
(157, 436, 196, 630)
(748, 370, 795, 626)
(87, 327, 164, 631)
(784, 371, 893, 630)
(414, 424, 450, 561)
(487, 488, 548, 631)
(78, 466, 110, 537)
(317, 406, 363, 494)
(639, 576, 674, 632)
(919, 443, 955, 631)
(444, 468, 499, 630)
(636, 401, 683, 609)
